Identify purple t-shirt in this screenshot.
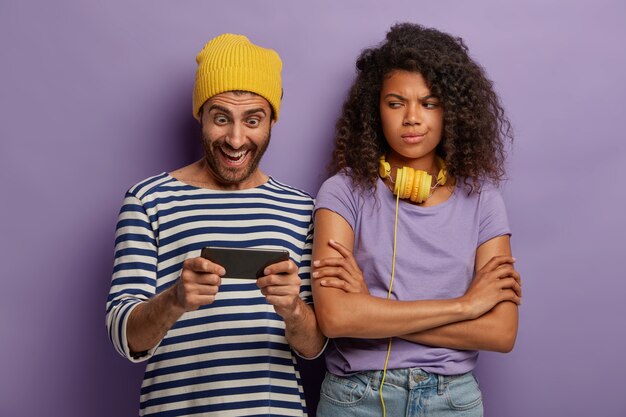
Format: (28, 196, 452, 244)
(315, 173, 511, 376)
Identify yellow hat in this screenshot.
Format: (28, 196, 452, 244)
(193, 33, 283, 121)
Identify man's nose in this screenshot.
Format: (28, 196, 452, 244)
(225, 124, 245, 149)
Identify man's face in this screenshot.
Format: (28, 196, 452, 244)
(200, 91, 273, 189)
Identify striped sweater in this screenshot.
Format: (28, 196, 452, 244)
(106, 173, 315, 416)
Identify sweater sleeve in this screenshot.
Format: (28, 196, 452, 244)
(105, 192, 159, 363)
(297, 221, 314, 305)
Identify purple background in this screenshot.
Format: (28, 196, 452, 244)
(1, 1, 625, 416)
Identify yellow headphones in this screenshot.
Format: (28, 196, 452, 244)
(379, 155, 448, 203)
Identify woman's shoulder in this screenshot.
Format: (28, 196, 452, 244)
(316, 170, 371, 206)
(450, 178, 507, 213)
(318, 170, 356, 194)
(454, 178, 504, 197)
(459, 179, 508, 217)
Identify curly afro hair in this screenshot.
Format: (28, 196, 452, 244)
(330, 22, 512, 192)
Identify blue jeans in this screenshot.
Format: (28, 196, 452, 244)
(317, 368, 483, 417)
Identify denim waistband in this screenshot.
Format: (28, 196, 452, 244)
(360, 368, 470, 395)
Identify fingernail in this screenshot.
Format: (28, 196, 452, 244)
(312, 272, 318, 278)
(264, 268, 270, 275)
(320, 280, 326, 286)
(313, 260, 320, 266)
(329, 239, 335, 244)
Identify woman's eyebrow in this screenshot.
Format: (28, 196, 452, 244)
(382, 93, 406, 100)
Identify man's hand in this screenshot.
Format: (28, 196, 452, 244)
(175, 257, 225, 311)
(312, 239, 370, 294)
(257, 259, 303, 319)
(258, 258, 328, 358)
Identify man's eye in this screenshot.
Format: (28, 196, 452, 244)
(246, 118, 260, 127)
(423, 102, 439, 109)
(214, 115, 229, 124)
(388, 102, 402, 109)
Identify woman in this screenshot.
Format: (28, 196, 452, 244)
(312, 23, 521, 417)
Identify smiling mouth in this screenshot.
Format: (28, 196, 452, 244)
(220, 147, 249, 165)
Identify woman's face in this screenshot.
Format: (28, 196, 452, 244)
(379, 70, 443, 169)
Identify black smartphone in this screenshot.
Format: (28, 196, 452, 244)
(200, 246, 290, 279)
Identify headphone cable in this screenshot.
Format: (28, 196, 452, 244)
(379, 190, 401, 417)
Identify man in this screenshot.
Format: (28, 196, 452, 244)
(106, 33, 326, 416)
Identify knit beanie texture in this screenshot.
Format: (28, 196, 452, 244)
(193, 34, 283, 121)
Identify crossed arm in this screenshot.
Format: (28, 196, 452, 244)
(311, 208, 521, 353)
(398, 236, 519, 352)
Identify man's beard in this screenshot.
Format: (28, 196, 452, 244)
(201, 129, 271, 186)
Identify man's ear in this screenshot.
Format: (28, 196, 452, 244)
(270, 119, 276, 128)
(198, 101, 208, 125)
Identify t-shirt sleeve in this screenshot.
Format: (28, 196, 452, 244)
(478, 186, 511, 246)
(314, 173, 359, 230)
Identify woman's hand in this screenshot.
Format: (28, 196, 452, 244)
(460, 255, 521, 319)
(313, 239, 370, 294)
